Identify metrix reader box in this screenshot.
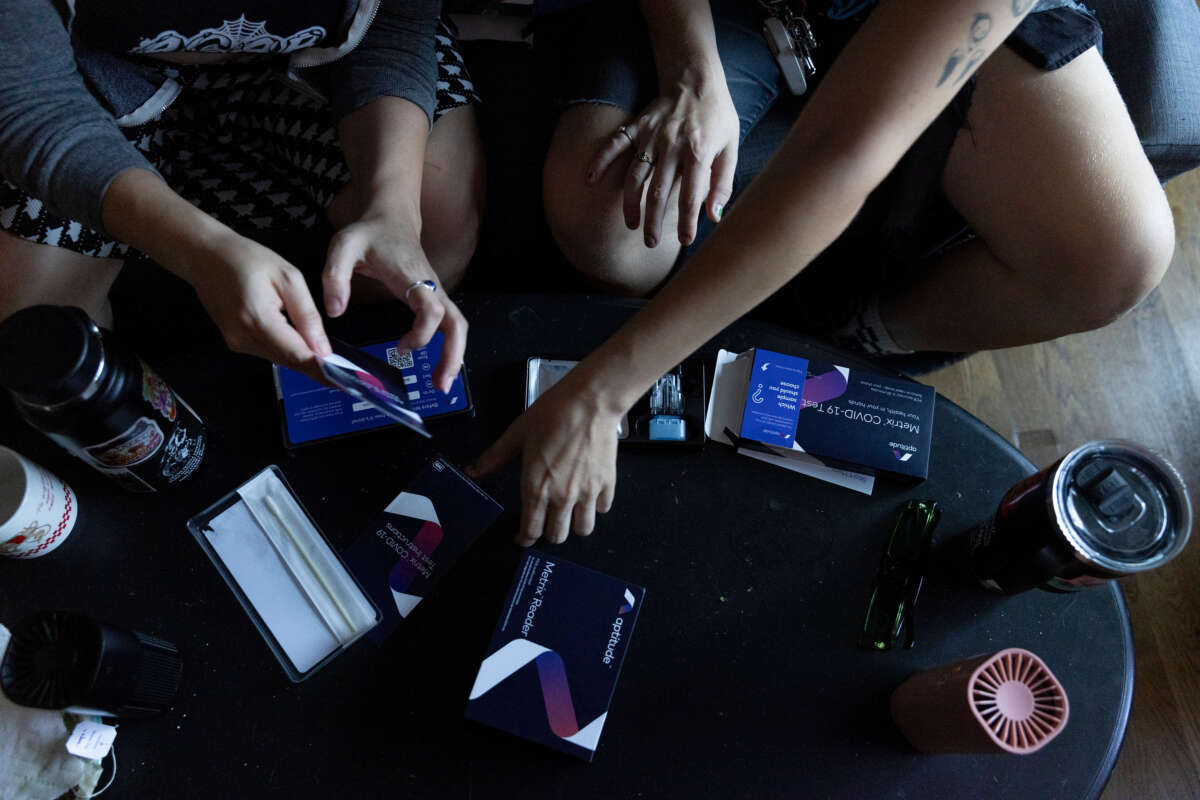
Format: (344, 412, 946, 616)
(341, 456, 502, 642)
(706, 348, 935, 491)
(466, 553, 645, 761)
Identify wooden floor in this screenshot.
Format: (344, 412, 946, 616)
(925, 167, 1200, 798)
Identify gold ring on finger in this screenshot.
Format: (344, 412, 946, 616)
(637, 151, 655, 167)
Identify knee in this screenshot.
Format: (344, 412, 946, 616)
(420, 176, 483, 292)
(542, 171, 627, 290)
(1045, 196, 1174, 331)
(542, 161, 672, 297)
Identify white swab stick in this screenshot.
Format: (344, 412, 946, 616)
(255, 501, 342, 640)
(264, 495, 356, 631)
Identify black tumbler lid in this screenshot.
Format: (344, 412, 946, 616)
(0, 305, 103, 406)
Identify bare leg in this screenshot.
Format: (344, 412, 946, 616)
(328, 104, 485, 298)
(0, 229, 122, 327)
(419, 104, 486, 291)
(883, 47, 1174, 352)
(543, 104, 680, 296)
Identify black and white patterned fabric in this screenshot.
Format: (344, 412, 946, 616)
(435, 24, 476, 112)
(0, 20, 478, 259)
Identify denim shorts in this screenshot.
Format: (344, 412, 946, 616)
(535, 0, 780, 142)
(536, 0, 1101, 148)
(534, 0, 1103, 326)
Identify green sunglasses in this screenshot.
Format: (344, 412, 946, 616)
(858, 499, 942, 651)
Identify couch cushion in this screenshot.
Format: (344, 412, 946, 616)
(737, 0, 1200, 185)
(1090, 0, 1200, 181)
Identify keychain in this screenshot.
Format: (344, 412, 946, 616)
(760, 0, 819, 95)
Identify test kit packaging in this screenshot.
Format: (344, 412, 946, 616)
(187, 466, 381, 681)
(465, 553, 645, 761)
(273, 332, 472, 448)
(526, 357, 706, 447)
(341, 456, 503, 643)
(705, 348, 935, 493)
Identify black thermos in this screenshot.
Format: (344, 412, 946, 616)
(0, 305, 206, 492)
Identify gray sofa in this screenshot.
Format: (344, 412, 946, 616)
(1097, 0, 1200, 181)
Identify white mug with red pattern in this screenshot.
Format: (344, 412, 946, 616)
(0, 446, 78, 559)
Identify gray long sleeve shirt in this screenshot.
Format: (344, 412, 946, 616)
(0, 0, 441, 234)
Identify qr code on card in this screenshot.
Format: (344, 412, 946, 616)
(386, 347, 414, 370)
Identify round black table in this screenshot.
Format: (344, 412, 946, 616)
(0, 294, 1131, 799)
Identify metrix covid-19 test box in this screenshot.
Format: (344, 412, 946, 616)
(466, 553, 645, 761)
(341, 457, 502, 643)
(705, 348, 935, 493)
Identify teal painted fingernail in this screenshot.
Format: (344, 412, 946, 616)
(715, 204, 724, 220)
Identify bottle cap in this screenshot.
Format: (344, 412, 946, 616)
(0, 306, 103, 407)
(1064, 446, 1186, 564)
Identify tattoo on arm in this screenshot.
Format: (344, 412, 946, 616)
(938, 50, 964, 87)
(960, 48, 986, 78)
(936, 12, 994, 88)
(969, 13, 993, 43)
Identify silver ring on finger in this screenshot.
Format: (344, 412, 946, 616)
(404, 279, 437, 302)
(617, 125, 635, 145)
(636, 151, 655, 167)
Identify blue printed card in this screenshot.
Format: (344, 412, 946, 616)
(738, 348, 809, 447)
(274, 332, 469, 446)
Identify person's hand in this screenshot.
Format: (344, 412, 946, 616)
(187, 232, 331, 380)
(322, 215, 467, 393)
(469, 376, 620, 547)
(586, 80, 739, 248)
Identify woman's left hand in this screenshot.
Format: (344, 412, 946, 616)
(322, 215, 467, 393)
(586, 79, 740, 248)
